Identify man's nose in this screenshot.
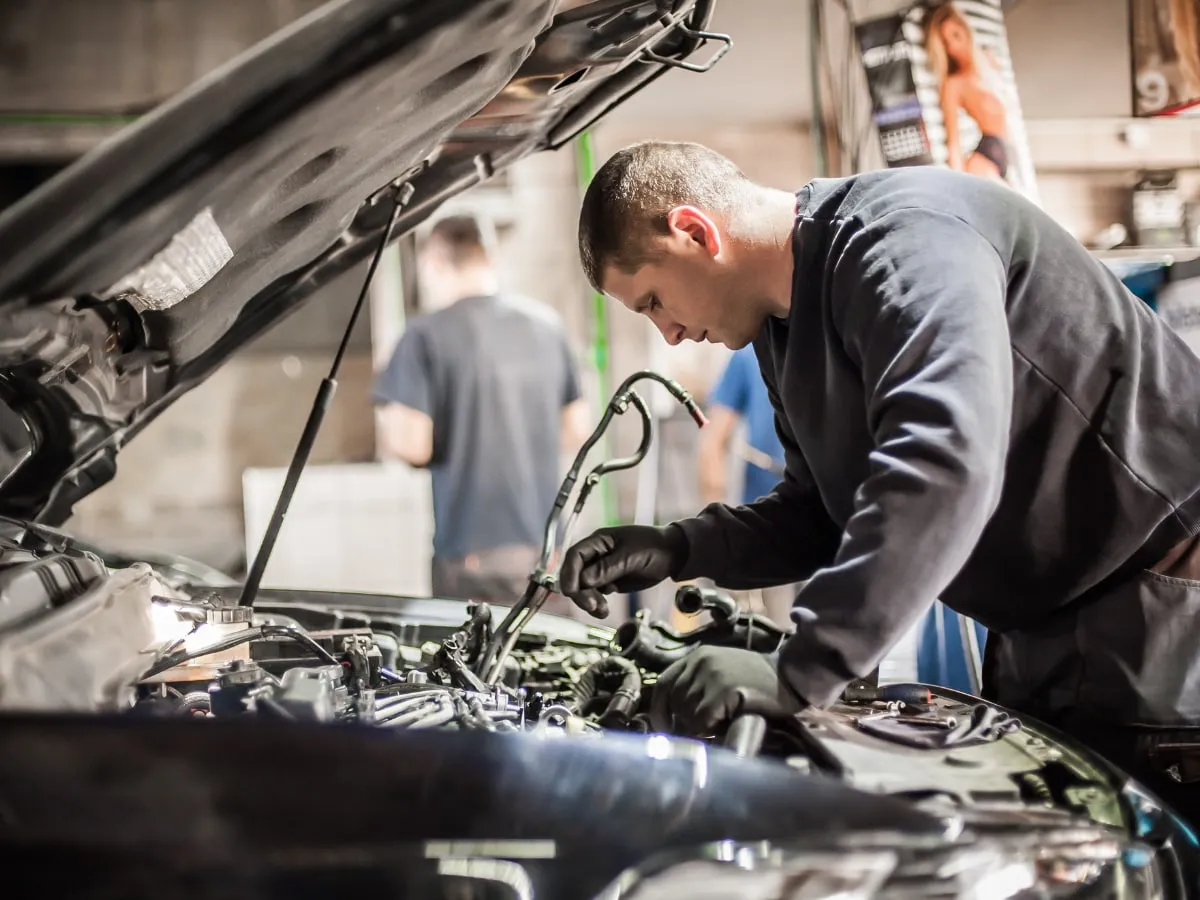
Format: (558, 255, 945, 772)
(653, 316, 686, 346)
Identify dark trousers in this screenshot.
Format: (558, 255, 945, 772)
(983, 535, 1200, 826)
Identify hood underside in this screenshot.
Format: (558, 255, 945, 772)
(0, 0, 723, 524)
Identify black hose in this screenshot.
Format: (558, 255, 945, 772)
(574, 656, 642, 725)
(614, 614, 788, 671)
(674, 584, 738, 621)
(612, 619, 692, 670)
(476, 371, 705, 683)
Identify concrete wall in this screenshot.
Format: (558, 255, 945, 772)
(1006, 0, 1134, 119)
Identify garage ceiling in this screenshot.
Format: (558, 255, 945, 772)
(0, 0, 1129, 160)
(609, 0, 814, 125)
(606, 0, 1127, 126)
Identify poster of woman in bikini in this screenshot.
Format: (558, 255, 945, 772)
(857, 0, 1039, 202)
(911, 0, 1038, 199)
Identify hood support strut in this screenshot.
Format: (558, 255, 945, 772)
(238, 181, 415, 608)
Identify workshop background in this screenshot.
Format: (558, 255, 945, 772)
(2, 0, 1197, 687)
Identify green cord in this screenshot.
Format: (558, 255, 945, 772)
(573, 130, 617, 527)
(0, 112, 140, 126)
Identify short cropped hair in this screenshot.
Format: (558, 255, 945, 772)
(578, 141, 751, 292)
(424, 214, 491, 269)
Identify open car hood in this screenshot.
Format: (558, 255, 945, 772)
(0, 0, 726, 525)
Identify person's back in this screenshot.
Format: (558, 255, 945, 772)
(774, 165, 1200, 629)
(409, 293, 578, 558)
(744, 165, 1200, 814)
(373, 215, 586, 605)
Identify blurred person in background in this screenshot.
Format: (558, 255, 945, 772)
(373, 215, 591, 611)
(695, 345, 795, 628)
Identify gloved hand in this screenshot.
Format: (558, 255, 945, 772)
(557, 524, 687, 618)
(650, 645, 807, 736)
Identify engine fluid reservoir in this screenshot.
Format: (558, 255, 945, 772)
(143, 605, 253, 683)
(188, 605, 253, 665)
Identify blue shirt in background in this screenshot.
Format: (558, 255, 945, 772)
(710, 346, 786, 504)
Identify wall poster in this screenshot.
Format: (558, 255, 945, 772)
(857, 15, 935, 168)
(1132, 0, 1200, 117)
(856, 0, 1039, 204)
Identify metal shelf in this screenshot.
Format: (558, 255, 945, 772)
(1091, 246, 1200, 263)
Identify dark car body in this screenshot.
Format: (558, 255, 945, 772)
(0, 0, 724, 524)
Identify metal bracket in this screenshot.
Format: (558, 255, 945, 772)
(639, 21, 732, 74)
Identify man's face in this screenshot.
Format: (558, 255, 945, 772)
(600, 207, 764, 351)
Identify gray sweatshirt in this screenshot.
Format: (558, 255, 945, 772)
(672, 167, 1200, 709)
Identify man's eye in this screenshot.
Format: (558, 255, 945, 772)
(648, 296, 661, 312)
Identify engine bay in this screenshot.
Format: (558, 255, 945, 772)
(0, 364, 1180, 839)
(0, 520, 1153, 834)
(0, 501, 1144, 806)
(1, 511, 1197, 897)
(131, 583, 1128, 828)
(0, 365, 1196, 898)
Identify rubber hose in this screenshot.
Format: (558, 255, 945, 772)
(375, 693, 446, 724)
(407, 703, 457, 730)
(574, 655, 642, 724)
(612, 619, 691, 670)
(379, 698, 444, 728)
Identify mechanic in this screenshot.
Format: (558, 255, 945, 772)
(374, 214, 590, 610)
(559, 141, 1200, 820)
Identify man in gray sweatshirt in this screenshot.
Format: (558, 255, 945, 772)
(559, 141, 1200, 819)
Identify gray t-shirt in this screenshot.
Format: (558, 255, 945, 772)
(373, 294, 581, 559)
(672, 166, 1200, 710)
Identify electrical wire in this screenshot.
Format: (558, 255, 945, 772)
(139, 623, 340, 681)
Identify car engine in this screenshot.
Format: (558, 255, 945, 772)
(0, 368, 1197, 899)
(0, 541, 1195, 897)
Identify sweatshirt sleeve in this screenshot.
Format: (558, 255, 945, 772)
(777, 209, 1013, 707)
(672, 349, 843, 590)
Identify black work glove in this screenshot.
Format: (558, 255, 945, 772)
(650, 645, 807, 736)
(558, 524, 687, 618)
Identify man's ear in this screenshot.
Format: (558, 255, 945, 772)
(666, 206, 722, 259)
